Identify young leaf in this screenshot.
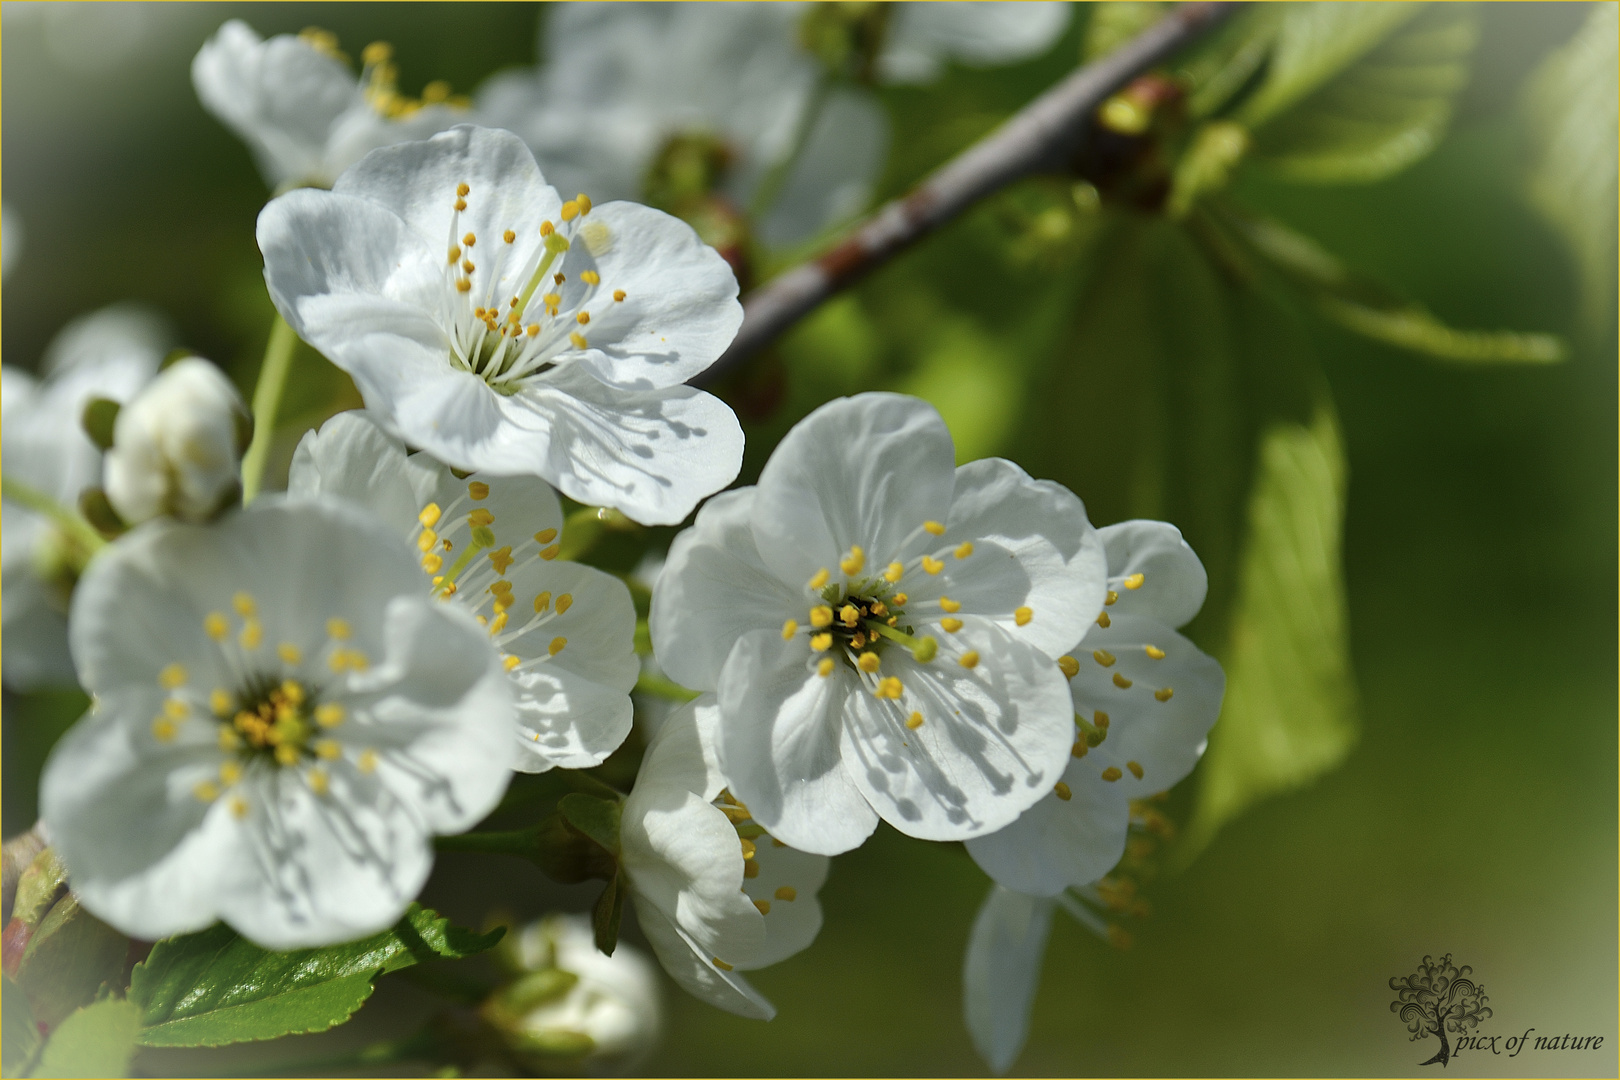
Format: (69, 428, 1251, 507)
(129, 904, 502, 1048)
(1247, 4, 1479, 184)
(1521, 3, 1619, 331)
(1183, 405, 1358, 857)
(1237, 3, 1423, 129)
(28, 998, 140, 1080)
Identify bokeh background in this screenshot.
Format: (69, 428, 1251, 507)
(3, 3, 1614, 1075)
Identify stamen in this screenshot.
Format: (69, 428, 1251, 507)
(1014, 607, 1033, 626)
(954, 542, 974, 559)
(906, 712, 924, 730)
(316, 703, 345, 727)
(570, 332, 588, 349)
(534, 591, 552, 614)
(468, 508, 494, 527)
(1124, 573, 1145, 590)
(809, 568, 830, 590)
(782, 619, 799, 640)
(817, 658, 835, 677)
(1105, 590, 1119, 606)
(1097, 611, 1111, 628)
(327, 617, 352, 640)
(468, 481, 490, 500)
(240, 620, 263, 649)
(840, 546, 865, 575)
(775, 886, 798, 901)
(205, 612, 228, 640)
(1112, 672, 1133, 689)
(1058, 655, 1079, 678)
(1054, 781, 1073, 801)
(358, 749, 378, 774)
(839, 604, 859, 628)
(874, 676, 903, 698)
(857, 652, 880, 673)
(488, 546, 515, 575)
(939, 596, 960, 613)
(504, 655, 522, 672)
(555, 594, 574, 614)
(921, 556, 944, 575)
(534, 528, 558, 545)
(810, 606, 833, 629)
(713, 957, 733, 971)
(1101, 767, 1123, 782)
(210, 688, 232, 716)
(884, 562, 904, 584)
(152, 718, 178, 741)
(959, 651, 980, 669)
(1127, 761, 1144, 779)
(160, 662, 188, 689)
(613, 290, 627, 302)
(581, 270, 600, 285)
(940, 618, 963, 633)
(277, 643, 302, 665)
(315, 739, 341, 760)
(233, 592, 257, 617)
(1145, 645, 1165, 659)
(811, 633, 833, 651)
(549, 636, 567, 655)
(924, 521, 946, 535)
(1154, 687, 1174, 702)
(753, 900, 771, 915)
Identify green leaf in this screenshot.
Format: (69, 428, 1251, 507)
(28, 998, 139, 1079)
(895, 316, 1024, 462)
(591, 874, 629, 957)
(128, 904, 502, 1048)
(3, 976, 43, 1078)
(14, 896, 129, 1030)
(557, 793, 621, 857)
(1238, 3, 1425, 128)
(1210, 201, 1566, 363)
(1246, 3, 1479, 183)
(1183, 405, 1358, 857)
(1521, 3, 1618, 331)
(1081, 2, 1169, 62)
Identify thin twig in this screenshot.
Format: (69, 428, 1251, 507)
(240, 312, 299, 503)
(696, 1, 1241, 385)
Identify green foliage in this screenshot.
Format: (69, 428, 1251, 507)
(14, 896, 128, 1030)
(1521, 3, 1619, 331)
(127, 904, 502, 1048)
(1081, 2, 1168, 62)
(1184, 405, 1358, 857)
(2, 977, 43, 1078)
(1247, 4, 1479, 184)
(29, 998, 141, 1079)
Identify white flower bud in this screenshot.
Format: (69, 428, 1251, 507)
(103, 357, 246, 524)
(486, 914, 662, 1076)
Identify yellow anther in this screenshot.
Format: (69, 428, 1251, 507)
(906, 711, 924, 730)
(163, 698, 188, 721)
(230, 796, 250, 819)
(468, 508, 494, 527)
(526, 324, 539, 337)
(152, 718, 178, 742)
(218, 727, 241, 751)
(447, 245, 461, 264)
(282, 680, 305, 705)
(555, 594, 574, 615)
(274, 744, 301, 766)
(159, 662, 188, 689)
(542, 292, 562, 311)
(462, 260, 476, 275)
(549, 636, 567, 656)
(1127, 761, 1144, 779)
(421, 553, 444, 574)
(561, 200, 580, 221)
(939, 596, 961, 613)
(839, 604, 859, 628)
(959, 651, 980, 669)
(924, 521, 946, 536)
(580, 270, 601, 286)
(1112, 672, 1133, 689)
(613, 289, 627, 302)
(840, 546, 865, 575)
(713, 957, 733, 971)
(809, 568, 830, 590)
(883, 561, 904, 584)
(1014, 606, 1033, 626)
(753, 899, 771, 915)
(921, 555, 944, 575)
(1093, 649, 1116, 667)
(534, 527, 558, 545)
(489, 611, 508, 635)
(327, 617, 352, 640)
(954, 541, 974, 559)
(1094, 711, 1110, 728)
(1145, 645, 1166, 660)
(193, 780, 220, 802)
(1058, 655, 1080, 678)
(1097, 611, 1111, 628)
(205, 612, 229, 640)
(540, 543, 561, 560)
(1054, 781, 1073, 801)
(210, 688, 232, 716)
(462, 232, 476, 247)
(1102, 767, 1123, 782)
(314, 738, 341, 761)
(454, 199, 468, 213)
(1105, 589, 1119, 606)
(455, 182, 470, 198)
(456, 278, 472, 293)
(569, 331, 588, 350)
(857, 652, 880, 673)
(940, 617, 963, 633)
(232, 592, 256, 617)
(576, 311, 590, 325)
(811, 632, 833, 652)
(488, 546, 515, 575)
(278, 642, 302, 666)
(810, 606, 833, 629)
(892, 593, 909, 607)
(360, 38, 393, 65)
(576, 194, 592, 214)
(1154, 687, 1174, 702)
(532, 591, 553, 615)
(503, 229, 516, 244)
(539, 220, 554, 237)
(817, 658, 835, 677)
(468, 481, 490, 500)
(782, 619, 799, 640)
(1124, 573, 1145, 590)
(775, 885, 798, 902)
(740, 838, 757, 860)
(240, 620, 263, 649)
(307, 769, 330, 796)
(503, 655, 522, 672)
(875, 676, 903, 698)
(358, 749, 378, 774)
(489, 579, 514, 596)
(220, 760, 243, 785)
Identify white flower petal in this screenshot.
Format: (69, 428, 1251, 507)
(757, 86, 888, 247)
(841, 622, 1074, 843)
(880, 3, 1072, 84)
(650, 487, 801, 691)
(963, 885, 1055, 1075)
(1098, 520, 1210, 629)
(632, 894, 775, 1021)
(963, 756, 1129, 896)
(737, 839, 828, 969)
(715, 630, 878, 856)
(288, 410, 438, 534)
(751, 392, 957, 587)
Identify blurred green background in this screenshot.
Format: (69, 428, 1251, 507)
(3, 3, 1614, 1075)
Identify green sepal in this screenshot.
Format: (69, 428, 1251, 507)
(27, 997, 140, 1079)
(78, 398, 120, 452)
(591, 873, 629, 957)
(77, 489, 127, 539)
(9, 850, 67, 929)
(14, 895, 128, 1030)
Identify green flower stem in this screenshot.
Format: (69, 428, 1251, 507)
(435, 827, 545, 858)
(239, 313, 299, 504)
(1, 475, 105, 556)
(634, 672, 700, 703)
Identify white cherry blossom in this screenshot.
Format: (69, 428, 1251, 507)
(651, 393, 1107, 856)
(965, 520, 1225, 895)
(2, 306, 170, 688)
(39, 498, 515, 949)
(288, 410, 638, 774)
(193, 20, 470, 190)
(621, 696, 829, 1019)
(258, 125, 745, 526)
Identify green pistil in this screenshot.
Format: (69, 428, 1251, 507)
(866, 620, 937, 662)
(434, 524, 494, 594)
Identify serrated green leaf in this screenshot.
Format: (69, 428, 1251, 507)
(1212, 201, 1565, 363)
(128, 904, 502, 1048)
(1239, 3, 1425, 128)
(1521, 3, 1618, 330)
(1184, 405, 1358, 857)
(29, 998, 140, 1079)
(1248, 3, 1478, 183)
(3, 976, 43, 1078)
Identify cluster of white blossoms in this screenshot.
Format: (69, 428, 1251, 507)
(6, 6, 1224, 1064)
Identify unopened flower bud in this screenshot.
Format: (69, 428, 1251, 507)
(103, 358, 247, 524)
(484, 913, 661, 1076)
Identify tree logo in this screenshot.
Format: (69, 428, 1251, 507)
(1390, 954, 1493, 1067)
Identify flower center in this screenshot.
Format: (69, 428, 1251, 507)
(221, 673, 323, 766)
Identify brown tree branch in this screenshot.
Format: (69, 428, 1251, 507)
(696, 1, 1244, 386)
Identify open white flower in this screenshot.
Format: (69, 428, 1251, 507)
(103, 356, 248, 525)
(965, 521, 1224, 894)
(877, 3, 1074, 85)
(652, 393, 1107, 856)
(288, 410, 638, 773)
(962, 884, 1056, 1074)
(2, 306, 170, 688)
(621, 696, 829, 1019)
(39, 498, 514, 949)
(478, 3, 887, 248)
(193, 20, 470, 190)
(258, 125, 745, 526)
